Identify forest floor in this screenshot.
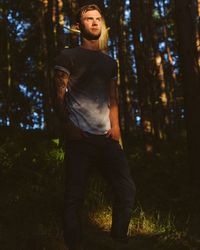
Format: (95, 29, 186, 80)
(0, 127, 200, 250)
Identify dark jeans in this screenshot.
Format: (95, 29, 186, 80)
(64, 133, 136, 250)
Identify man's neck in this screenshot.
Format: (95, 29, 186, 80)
(81, 39, 100, 51)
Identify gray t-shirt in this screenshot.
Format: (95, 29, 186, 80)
(54, 46, 118, 135)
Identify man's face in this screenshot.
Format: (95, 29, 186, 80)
(80, 10, 102, 40)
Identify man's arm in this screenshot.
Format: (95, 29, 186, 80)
(54, 69, 69, 123)
(107, 78, 121, 141)
(54, 69, 83, 139)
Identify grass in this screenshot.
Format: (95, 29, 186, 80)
(85, 205, 196, 250)
(88, 205, 176, 235)
(0, 127, 200, 249)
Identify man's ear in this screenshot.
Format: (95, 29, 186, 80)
(75, 22, 80, 31)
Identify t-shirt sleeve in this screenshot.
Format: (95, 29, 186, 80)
(111, 60, 118, 80)
(54, 49, 71, 75)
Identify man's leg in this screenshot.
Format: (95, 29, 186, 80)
(102, 138, 136, 240)
(64, 139, 94, 250)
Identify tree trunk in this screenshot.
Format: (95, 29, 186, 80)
(174, 0, 200, 187)
(55, 0, 65, 51)
(115, 1, 130, 134)
(66, 0, 79, 47)
(41, 0, 56, 132)
(130, 0, 156, 153)
(1, 7, 13, 126)
(195, 0, 200, 68)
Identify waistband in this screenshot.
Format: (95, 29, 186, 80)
(83, 131, 108, 137)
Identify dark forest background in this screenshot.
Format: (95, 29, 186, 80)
(0, 0, 200, 249)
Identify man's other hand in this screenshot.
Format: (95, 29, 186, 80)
(106, 126, 121, 141)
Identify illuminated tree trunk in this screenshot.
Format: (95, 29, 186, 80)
(163, 23, 180, 136)
(153, 52, 169, 140)
(175, 0, 200, 186)
(155, 0, 179, 140)
(55, 0, 65, 51)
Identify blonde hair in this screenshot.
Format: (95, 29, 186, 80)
(99, 19, 109, 53)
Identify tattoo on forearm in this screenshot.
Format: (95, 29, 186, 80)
(55, 70, 68, 89)
(54, 70, 69, 123)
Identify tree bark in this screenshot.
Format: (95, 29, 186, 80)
(115, 1, 131, 134)
(41, 0, 56, 131)
(130, 0, 156, 153)
(174, 0, 200, 187)
(1, 7, 13, 126)
(55, 0, 65, 51)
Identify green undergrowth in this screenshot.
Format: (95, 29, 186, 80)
(0, 127, 200, 250)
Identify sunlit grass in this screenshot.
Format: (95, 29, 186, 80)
(86, 203, 200, 249)
(88, 205, 177, 236)
(88, 206, 112, 232)
(129, 206, 176, 235)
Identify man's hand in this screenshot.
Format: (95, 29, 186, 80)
(106, 125, 121, 141)
(63, 120, 84, 141)
(108, 78, 121, 142)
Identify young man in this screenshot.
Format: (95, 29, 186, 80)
(54, 4, 136, 250)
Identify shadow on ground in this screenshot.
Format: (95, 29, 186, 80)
(1, 215, 199, 250)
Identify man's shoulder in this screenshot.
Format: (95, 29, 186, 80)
(59, 46, 79, 56)
(101, 52, 117, 65)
